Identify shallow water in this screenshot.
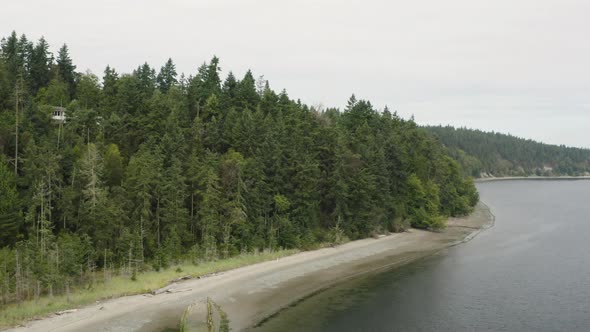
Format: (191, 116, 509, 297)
(251, 180, 590, 331)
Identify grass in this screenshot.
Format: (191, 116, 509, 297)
(179, 302, 195, 332)
(0, 249, 298, 329)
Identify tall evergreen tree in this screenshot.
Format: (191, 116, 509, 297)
(134, 62, 156, 97)
(103, 143, 124, 188)
(236, 70, 259, 110)
(156, 58, 177, 93)
(76, 72, 101, 109)
(220, 71, 238, 111)
(0, 156, 19, 245)
(56, 44, 76, 99)
(101, 65, 118, 115)
(29, 37, 52, 94)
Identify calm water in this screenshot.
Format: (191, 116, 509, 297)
(252, 180, 590, 331)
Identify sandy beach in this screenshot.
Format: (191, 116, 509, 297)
(7, 202, 493, 332)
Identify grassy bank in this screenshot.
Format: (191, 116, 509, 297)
(0, 249, 298, 329)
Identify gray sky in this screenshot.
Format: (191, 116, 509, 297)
(4, 0, 590, 148)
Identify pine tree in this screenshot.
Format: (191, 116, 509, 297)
(1, 31, 22, 86)
(220, 71, 238, 110)
(160, 158, 188, 263)
(204, 56, 221, 96)
(101, 65, 118, 115)
(0, 155, 19, 246)
(56, 44, 76, 99)
(36, 77, 69, 106)
(29, 37, 52, 94)
(236, 70, 259, 110)
(198, 152, 222, 260)
(188, 57, 222, 119)
(103, 144, 123, 188)
(220, 150, 246, 257)
(76, 72, 100, 109)
(202, 94, 220, 121)
(156, 58, 177, 93)
(134, 62, 156, 97)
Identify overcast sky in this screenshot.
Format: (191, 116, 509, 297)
(3, 0, 589, 148)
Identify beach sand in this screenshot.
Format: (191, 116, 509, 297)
(8, 202, 493, 332)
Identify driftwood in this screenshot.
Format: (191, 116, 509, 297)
(55, 309, 78, 315)
(152, 286, 174, 295)
(164, 288, 192, 294)
(151, 272, 222, 295)
(152, 285, 193, 295)
(169, 275, 193, 283)
(197, 272, 221, 279)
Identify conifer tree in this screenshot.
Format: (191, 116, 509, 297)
(156, 58, 177, 93)
(76, 72, 100, 109)
(101, 65, 118, 115)
(103, 143, 123, 188)
(0, 156, 19, 245)
(78, 143, 108, 240)
(160, 158, 188, 263)
(29, 37, 52, 94)
(56, 44, 76, 99)
(236, 70, 259, 110)
(220, 71, 238, 110)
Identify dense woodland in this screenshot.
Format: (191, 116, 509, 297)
(0, 32, 478, 305)
(426, 126, 590, 177)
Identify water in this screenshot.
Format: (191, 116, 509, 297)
(252, 180, 590, 331)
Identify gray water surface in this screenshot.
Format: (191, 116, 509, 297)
(252, 180, 590, 331)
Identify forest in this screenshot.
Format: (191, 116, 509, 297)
(0, 32, 478, 306)
(426, 126, 590, 177)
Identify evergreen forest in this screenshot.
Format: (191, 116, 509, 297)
(0, 32, 478, 305)
(426, 126, 590, 177)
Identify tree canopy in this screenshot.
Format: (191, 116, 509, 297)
(0, 31, 479, 305)
(426, 125, 590, 177)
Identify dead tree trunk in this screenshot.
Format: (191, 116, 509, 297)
(35, 280, 40, 303)
(15, 249, 21, 304)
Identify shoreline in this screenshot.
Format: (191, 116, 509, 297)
(251, 204, 496, 331)
(475, 176, 590, 183)
(7, 203, 494, 332)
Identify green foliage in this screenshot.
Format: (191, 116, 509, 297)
(29, 37, 52, 94)
(0, 31, 481, 313)
(36, 78, 69, 106)
(426, 125, 590, 177)
(405, 174, 443, 230)
(236, 70, 259, 110)
(56, 44, 76, 98)
(156, 58, 177, 93)
(76, 72, 101, 109)
(0, 155, 19, 245)
(0, 249, 295, 328)
(103, 143, 123, 187)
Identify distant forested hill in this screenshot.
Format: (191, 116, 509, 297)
(425, 126, 590, 177)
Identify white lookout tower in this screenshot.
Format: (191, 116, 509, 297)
(52, 106, 66, 123)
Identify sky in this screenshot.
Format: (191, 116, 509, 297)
(3, 0, 589, 148)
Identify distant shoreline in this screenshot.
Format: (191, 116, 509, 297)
(475, 176, 590, 183)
